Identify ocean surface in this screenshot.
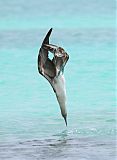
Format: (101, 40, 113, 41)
(0, 0, 116, 159)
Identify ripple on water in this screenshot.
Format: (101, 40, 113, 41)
(0, 136, 116, 160)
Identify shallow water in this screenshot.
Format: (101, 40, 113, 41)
(0, 0, 116, 159)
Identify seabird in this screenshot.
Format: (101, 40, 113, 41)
(38, 28, 69, 126)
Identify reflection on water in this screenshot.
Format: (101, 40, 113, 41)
(54, 130, 68, 138)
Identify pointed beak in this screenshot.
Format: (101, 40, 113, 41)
(43, 44, 58, 54)
(63, 116, 67, 126)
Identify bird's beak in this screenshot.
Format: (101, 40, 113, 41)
(43, 44, 58, 54)
(63, 116, 67, 126)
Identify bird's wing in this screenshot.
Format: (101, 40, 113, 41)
(38, 28, 56, 84)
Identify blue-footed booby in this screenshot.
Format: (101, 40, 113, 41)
(38, 28, 69, 126)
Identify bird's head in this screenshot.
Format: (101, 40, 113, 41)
(43, 44, 67, 58)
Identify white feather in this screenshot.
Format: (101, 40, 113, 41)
(52, 73, 67, 116)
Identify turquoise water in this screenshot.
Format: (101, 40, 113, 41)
(0, 0, 116, 159)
